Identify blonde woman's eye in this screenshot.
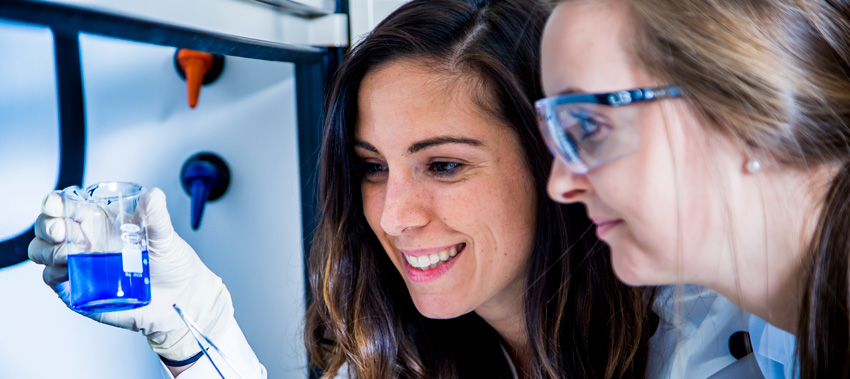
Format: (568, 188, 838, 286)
(568, 109, 611, 142)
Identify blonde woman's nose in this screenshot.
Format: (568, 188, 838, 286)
(547, 158, 590, 203)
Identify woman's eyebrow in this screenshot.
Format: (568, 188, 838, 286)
(557, 87, 583, 96)
(407, 136, 484, 154)
(354, 136, 485, 155)
(354, 140, 379, 153)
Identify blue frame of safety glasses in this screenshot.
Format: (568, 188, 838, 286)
(535, 85, 682, 173)
(544, 86, 682, 107)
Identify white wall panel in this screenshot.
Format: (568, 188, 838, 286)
(0, 21, 58, 241)
(349, 0, 407, 45)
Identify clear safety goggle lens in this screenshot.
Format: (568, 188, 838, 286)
(536, 101, 640, 174)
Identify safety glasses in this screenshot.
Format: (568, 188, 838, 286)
(535, 86, 682, 174)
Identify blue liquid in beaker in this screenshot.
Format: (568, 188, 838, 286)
(68, 252, 151, 312)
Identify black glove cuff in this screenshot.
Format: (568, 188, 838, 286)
(160, 350, 204, 367)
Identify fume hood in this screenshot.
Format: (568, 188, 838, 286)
(0, 0, 369, 377)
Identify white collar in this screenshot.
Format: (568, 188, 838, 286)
(652, 284, 720, 337)
(748, 315, 798, 378)
(498, 342, 520, 379)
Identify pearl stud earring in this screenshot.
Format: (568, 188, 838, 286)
(746, 159, 761, 173)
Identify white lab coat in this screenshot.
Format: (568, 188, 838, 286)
(166, 286, 797, 379)
(647, 285, 797, 379)
(160, 316, 267, 379)
(748, 314, 797, 378)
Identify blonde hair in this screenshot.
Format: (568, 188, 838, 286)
(626, 0, 850, 165)
(621, 0, 850, 376)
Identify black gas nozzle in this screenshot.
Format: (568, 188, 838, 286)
(180, 152, 230, 230)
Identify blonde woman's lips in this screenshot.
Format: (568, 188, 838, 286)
(593, 219, 622, 238)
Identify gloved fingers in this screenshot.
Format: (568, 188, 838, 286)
(40, 190, 64, 218)
(34, 213, 94, 244)
(92, 306, 149, 332)
(28, 237, 61, 266)
(29, 236, 89, 266)
(33, 214, 66, 243)
(42, 264, 69, 288)
(139, 187, 176, 251)
(43, 189, 100, 222)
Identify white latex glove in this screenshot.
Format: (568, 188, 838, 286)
(28, 187, 234, 362)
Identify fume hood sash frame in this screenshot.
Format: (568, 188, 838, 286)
(0, 0, 341, 314)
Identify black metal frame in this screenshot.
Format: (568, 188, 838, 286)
(0, 25, 87, 268)
(0, 0, 327, 62)
(0, 0, 345, 315)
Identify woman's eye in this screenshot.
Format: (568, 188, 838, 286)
(428, 161, 463, 177)
(580, 117, 599, 134)
(568, 109, 610, 142)
(358, 162, 388, 180)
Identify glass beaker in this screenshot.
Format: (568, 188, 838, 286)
(63, 182, 151, 312)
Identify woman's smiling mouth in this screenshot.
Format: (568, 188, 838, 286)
(403, 243, 464, 270)
(400, 243, 466, 282)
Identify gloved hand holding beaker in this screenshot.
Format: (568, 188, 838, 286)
(28, 184, 234, 363)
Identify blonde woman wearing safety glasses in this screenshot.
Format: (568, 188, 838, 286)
(538, 0, 850, 378)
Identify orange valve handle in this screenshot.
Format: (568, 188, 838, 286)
(176, 49, 215, 108)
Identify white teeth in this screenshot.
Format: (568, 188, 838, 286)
(404, 245, 463, 269)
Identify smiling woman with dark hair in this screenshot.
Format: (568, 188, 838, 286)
(303, 0, 657, 377)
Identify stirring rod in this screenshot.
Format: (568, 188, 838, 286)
(173, 304, 245, 379)
(173, 304, 226, 378)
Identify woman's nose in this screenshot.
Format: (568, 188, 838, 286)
(380, 174, 430, 235)
(547, 157, 590, 203)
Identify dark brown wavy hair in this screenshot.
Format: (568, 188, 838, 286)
(606, 0, 850, 376)
(305, 0, 657, 377)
